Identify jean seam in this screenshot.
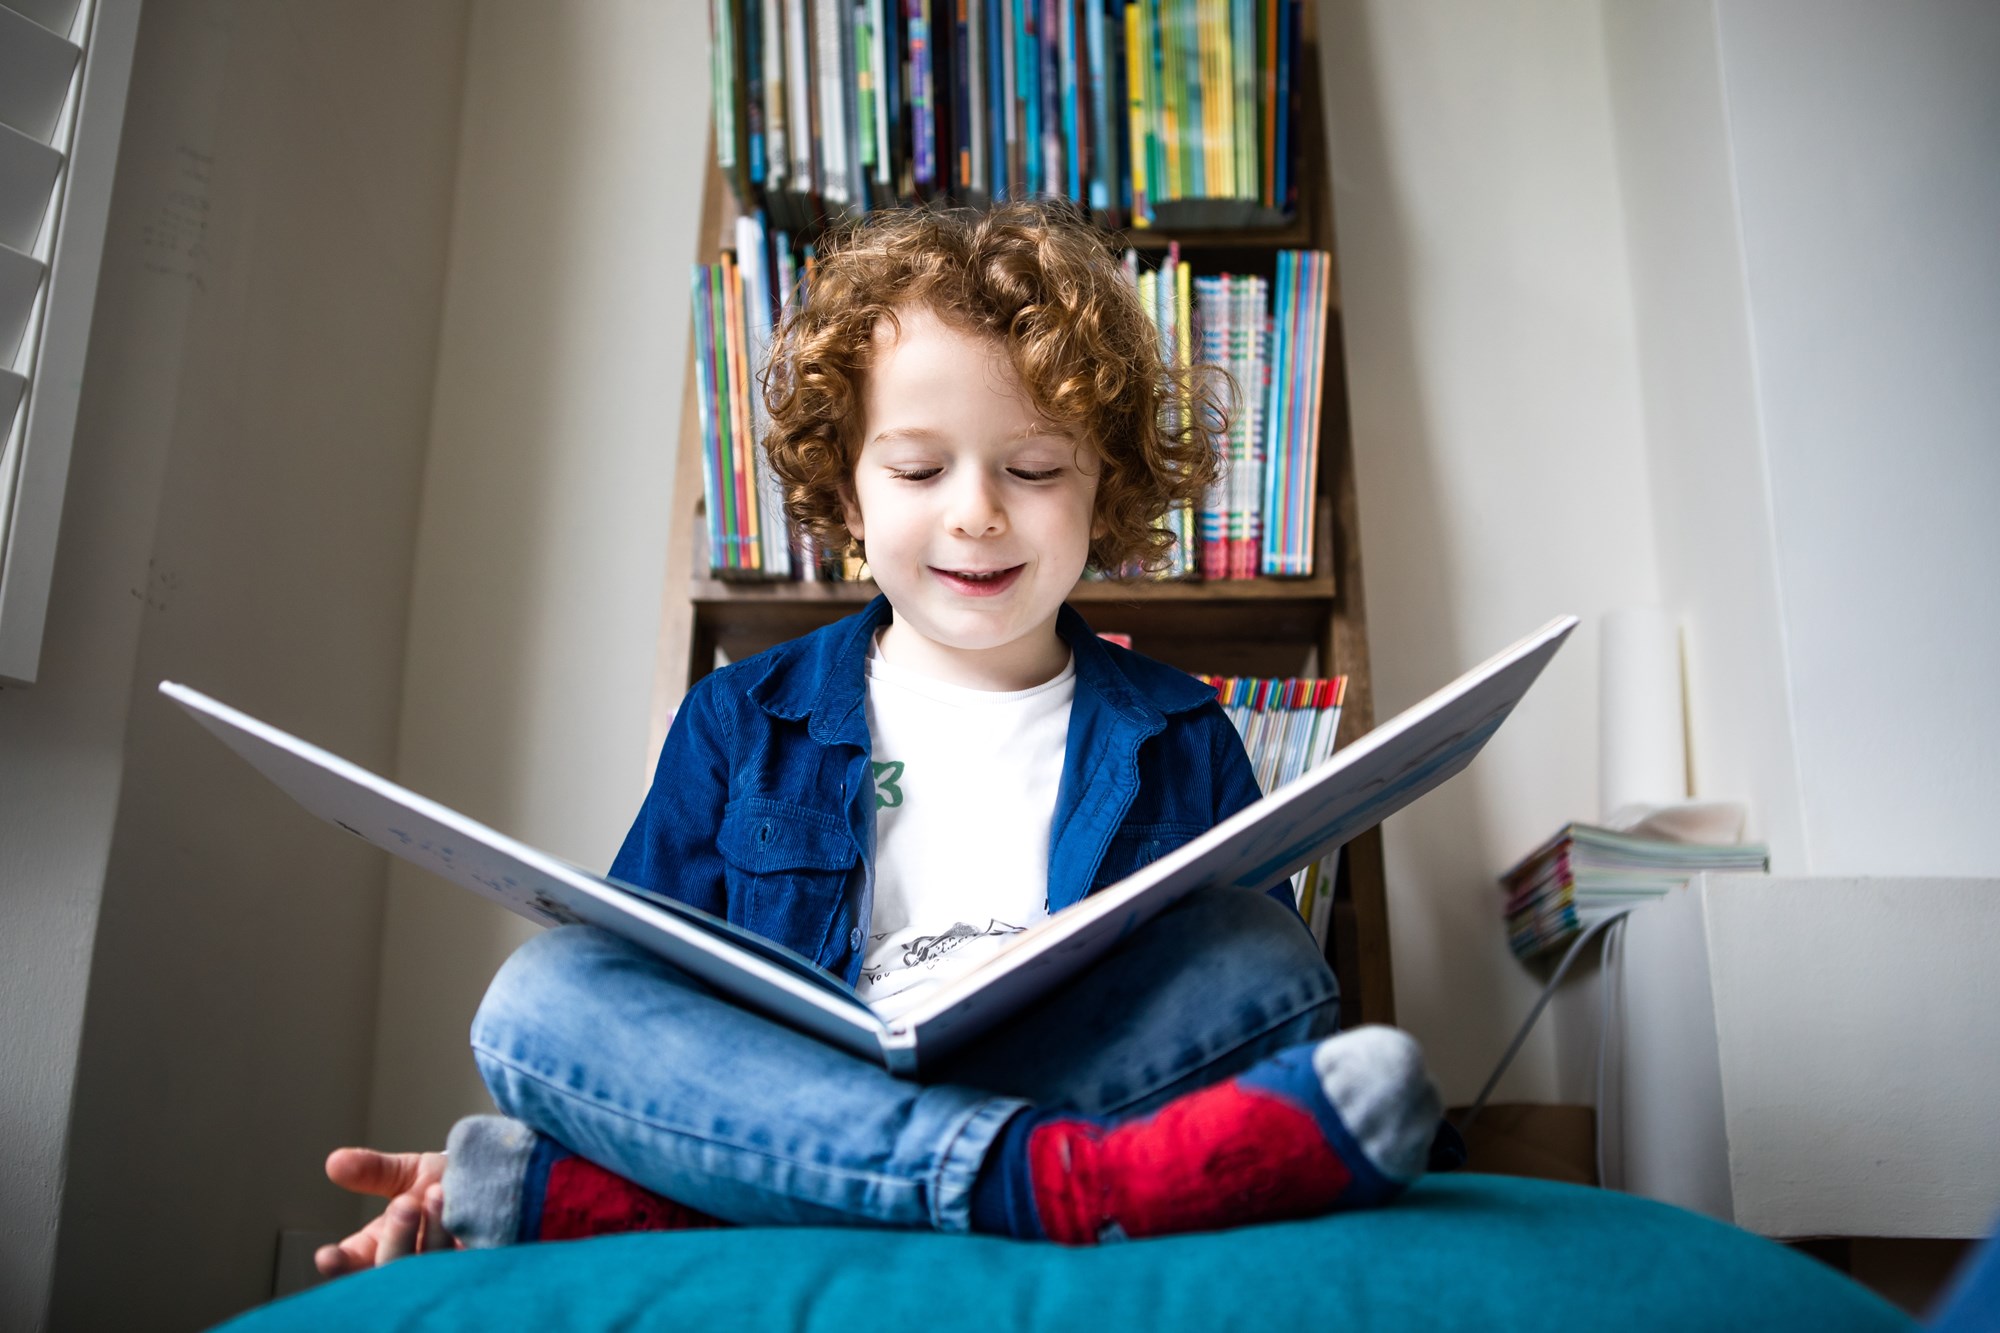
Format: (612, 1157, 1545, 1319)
(472, 1039, 937, 1198)
(1095, 982, 1342, 1119)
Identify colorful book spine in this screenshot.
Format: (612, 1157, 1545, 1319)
(691, 265, 728, 572)
(1199, 671, 1347, 943)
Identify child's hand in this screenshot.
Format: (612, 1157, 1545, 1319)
(313, 1147, 459, 1277)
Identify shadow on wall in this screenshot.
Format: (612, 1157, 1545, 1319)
(45, 0, 478, 1328)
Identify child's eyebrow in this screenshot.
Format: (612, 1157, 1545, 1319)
(868, 426, 946, 446)
(868, 424, 1070, 446)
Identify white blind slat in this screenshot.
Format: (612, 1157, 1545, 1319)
(0, 120, 61, 252)
(0, 5, 82, 144)
(2, 0, 86, 40)
(1, 364, 23, 435)
(0, 242, 44, 364)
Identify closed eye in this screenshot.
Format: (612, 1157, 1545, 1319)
(888, 468, 941, 482)
(1009, 468, 1063, 482)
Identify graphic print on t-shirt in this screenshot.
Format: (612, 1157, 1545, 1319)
(858, 918, 1024, 989)
(871, 760, 905, 809)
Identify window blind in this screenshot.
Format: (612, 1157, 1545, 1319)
(0, 0, 139, 684)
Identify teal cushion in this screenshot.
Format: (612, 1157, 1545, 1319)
(221, 1175, 1914, 1332)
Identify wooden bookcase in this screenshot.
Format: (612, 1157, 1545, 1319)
(651, 16, 1394, 1030)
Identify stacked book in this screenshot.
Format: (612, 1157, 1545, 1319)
(1125, 242, 1198, 578)
(1499, 824, 1770, 961)
(692, 213, 795, 576)
(692, 231, 1335, 581)
(1200, 673, 1347, 946)
(1100, 243, 1330, 580)
(710, 0, 1307, 231)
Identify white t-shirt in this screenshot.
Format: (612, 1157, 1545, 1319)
(855, 636, 1074, 1020)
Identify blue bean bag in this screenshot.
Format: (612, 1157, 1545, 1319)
(218, 1174, 1914, 1331)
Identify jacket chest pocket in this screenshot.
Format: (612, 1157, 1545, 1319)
(1093, 821, 1207, 890)
(717, 798, 858, 958)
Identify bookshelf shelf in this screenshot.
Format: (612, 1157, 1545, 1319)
(657, 9, 1393, 1029)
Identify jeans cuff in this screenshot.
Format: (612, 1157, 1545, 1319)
(927, 1095, 1030, 1234)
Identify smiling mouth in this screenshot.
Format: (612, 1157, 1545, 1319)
(932, 565, 1024, 596)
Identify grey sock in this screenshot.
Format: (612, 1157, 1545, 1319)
(1310, 1026, 1445, 1184)
(442, 1115, 539, 1249)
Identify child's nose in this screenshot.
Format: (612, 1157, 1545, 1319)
(945, 473, 1006, 537)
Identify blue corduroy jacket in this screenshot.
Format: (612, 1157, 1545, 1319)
(610, 595, 1293, 986)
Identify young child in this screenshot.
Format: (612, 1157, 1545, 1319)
(317, 200, 1451, 1274)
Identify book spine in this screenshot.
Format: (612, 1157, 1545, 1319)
(1260, 0, 1275, 207)
(707, 263, 742, 569)
(765, 0, 789, 191)
(1195, 274, 1227, 578)
(1096, 0, 1112, 209)
(1136, 0, 1152, 223)
(1048, 0, 1064, 193)
(691, 266, 726, 573)
(1297, 250, 1331, 575)
(956, 0, 972, 190)
(1003, 0, 1021, 196)
(911, 0, 933, 189)
(1260, 249, 1289, 575)
(722, 252, 764, 570)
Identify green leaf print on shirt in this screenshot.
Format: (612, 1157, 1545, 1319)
(871, 760, 905, 809)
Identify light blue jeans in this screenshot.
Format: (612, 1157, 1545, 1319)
(470, 886, 1340, 1233)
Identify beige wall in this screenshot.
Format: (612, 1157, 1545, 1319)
(366, 1, 711, 1153)
(0, 2, 468, 1328)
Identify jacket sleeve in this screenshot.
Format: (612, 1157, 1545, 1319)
(607, 673, 733, 917)
(1201, 699, 1304, 915)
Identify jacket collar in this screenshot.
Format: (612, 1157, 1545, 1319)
(743, 594, 1215, 745)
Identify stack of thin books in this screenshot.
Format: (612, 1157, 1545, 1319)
(1200, 673, 1346, 947)
(1500, 824, 1769, 961)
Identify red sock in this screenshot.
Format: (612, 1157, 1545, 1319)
(1028, 1079, 1362, 1244)
(534, 1152, 730, 1241)
(1000, 1031, 1440, 1245)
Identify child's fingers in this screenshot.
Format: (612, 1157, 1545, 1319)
(324, 1147, 426, 1200)
(315, 1218, 381, 1278)
(418, 1183, 455, 1253)
(374, 1194, 423, 1265)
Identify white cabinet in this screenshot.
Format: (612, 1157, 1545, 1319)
(1561, 873, 2000, 1239)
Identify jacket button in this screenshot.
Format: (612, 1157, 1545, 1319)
(849, 927, 863, 952)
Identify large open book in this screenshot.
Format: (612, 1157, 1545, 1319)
(161, 615, 1574, 1076)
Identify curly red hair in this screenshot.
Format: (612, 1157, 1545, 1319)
(761, 199, 1225, 574)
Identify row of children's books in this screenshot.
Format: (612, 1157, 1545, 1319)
(1498, 823, 1770, 961)
(1177, 246, 1330, 578)
(710, 0, 1307, 231)
(1199, 672, 1346, 946)
(690, 221, 1333, 580)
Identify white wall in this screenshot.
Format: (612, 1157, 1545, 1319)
(1316, 0, 1661, 1102)
(1599, 0, 1808, 870)
(1710, 0, 2000, 877)
(0, 3, 468, 1329)
(366, 1, 711, 1153)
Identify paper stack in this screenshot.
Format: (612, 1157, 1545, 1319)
(1500, 824, 1768, 961)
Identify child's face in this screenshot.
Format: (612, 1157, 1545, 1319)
(842, 305, 1101, 690)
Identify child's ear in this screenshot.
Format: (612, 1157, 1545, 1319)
(839, 484, 866, 542)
